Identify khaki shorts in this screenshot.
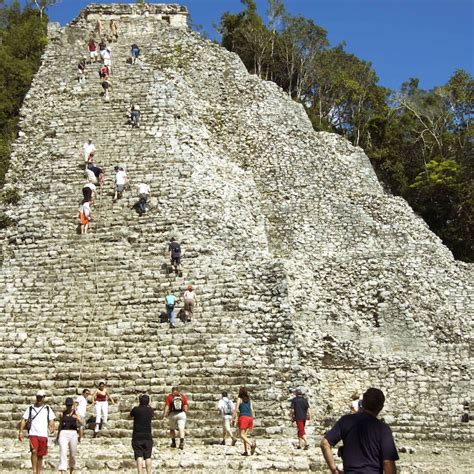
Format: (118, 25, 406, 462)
(168, 411, 186, 431)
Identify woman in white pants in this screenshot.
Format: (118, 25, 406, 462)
(57, 397, 81, 474)
(93, 381, 115, 437)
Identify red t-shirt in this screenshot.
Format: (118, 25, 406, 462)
(165, 393, 188, 412)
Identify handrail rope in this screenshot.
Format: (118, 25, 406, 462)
(75, 181, 103, 392)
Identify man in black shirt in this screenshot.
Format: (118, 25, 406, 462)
(290, 389, 312, 449)
(129, 394, 154, 474)
(168, 238, 182, 275)
(320, 388, 399, 474)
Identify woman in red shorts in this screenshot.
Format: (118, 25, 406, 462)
(232, 387, 256, 456)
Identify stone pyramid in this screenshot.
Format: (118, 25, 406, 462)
(0, 3, 472, 472)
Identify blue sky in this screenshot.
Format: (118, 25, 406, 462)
(43, 0, 473, 91)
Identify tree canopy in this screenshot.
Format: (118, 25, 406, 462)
(0, 0, 48, 185)
(219, 0, 473, 262)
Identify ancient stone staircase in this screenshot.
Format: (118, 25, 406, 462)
(0, 4, 472, 472)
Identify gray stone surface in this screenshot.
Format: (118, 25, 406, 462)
(0, 2, 472, 472)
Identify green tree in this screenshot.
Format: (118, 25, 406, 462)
(0, 0, 48, 185)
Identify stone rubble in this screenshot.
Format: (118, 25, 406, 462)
(0, 3, 472, 472)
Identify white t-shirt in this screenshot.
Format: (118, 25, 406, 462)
(115, 170, 127, 185)
(218, 397, 234, 419)
(184, 290, 196, 302)
(86, 169, 96, 182)
(80, 201, 91, 217)
(75, 395, 88, 417)
(83, 143, 96, 157)
(351, 400, 360, 412)
(138, 183, 150, 195)
(83, 183, 96, 191)
(22, 405, 56, 438)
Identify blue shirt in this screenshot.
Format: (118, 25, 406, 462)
(325, 411, 399, 474)
(238, 399, 252, 417)
(166, 295, 175, 306)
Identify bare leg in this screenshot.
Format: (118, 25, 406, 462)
(240, 429, 250, 453)
(31, 450, 37, 474)
(145, 458, 152, 474)
(136, 456, 143, 474)
(36, 455, 43, 474)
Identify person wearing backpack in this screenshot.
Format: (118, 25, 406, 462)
(218, 391, 237, 446)
(163, 387, 188, 450)
(165, 293, 177, 328)
(18, 390, 56, 474)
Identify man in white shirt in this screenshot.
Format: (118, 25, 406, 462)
(217, 391, 237, 446)
(113, 166, 127, 201)
(18, 390, 56, 474)
(137, 182, 150, 214)
(74, 388, 91, 441)
(83, 140, 96, 167)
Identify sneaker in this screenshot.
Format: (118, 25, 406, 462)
(241, 452, 249, 456)
(170, 439, 176, 448)
(179, 439, 184, 450)
(304, 444, 309, 450)
(231, 438, 237, 446)
(250, 441, 256, 455)
(220, 440, 226, 446)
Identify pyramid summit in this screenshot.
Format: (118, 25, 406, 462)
(0, 3, 472, 472)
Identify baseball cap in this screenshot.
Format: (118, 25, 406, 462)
(36, 390, 46, 397)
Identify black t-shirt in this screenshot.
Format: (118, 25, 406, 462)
(130, 405, 154, 440)
(291, 396, 309, 421)
(168, 241, 181, 257)
(325, 412, 399, 474)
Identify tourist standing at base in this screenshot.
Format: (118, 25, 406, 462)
(93, 381, 115, 437)
(232, 387, 256, 456)
(218, 391, 237, 446)
(290, 389, 311, 450)
(130, 394, 154, 474)
(163, 387, 188, 450)
(320, 388, 399, 474)
(18, 390, 56, 474)
(74, 388, 91, 441)
(56, 397, 81, 474)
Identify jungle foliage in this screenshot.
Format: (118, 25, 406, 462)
(219, 0, 473, 261)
